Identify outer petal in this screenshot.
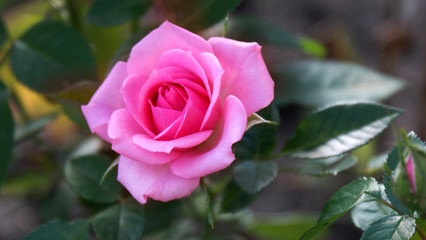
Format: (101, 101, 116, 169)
(208, 37, 274, 116)
(128, 21, 212, 78)
(109, 109, 181, 165)
(81, 62, 127, 142)
(170, 96, 247, 179)
(118, 156, 200, 204)
(133, 130, 213, 154)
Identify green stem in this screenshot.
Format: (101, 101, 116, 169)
(376, 198, 405, 215)
(64, 0, 81, 29)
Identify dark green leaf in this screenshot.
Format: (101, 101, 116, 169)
(143, 200, 181, 234)
(0, 14, 8, 47)
(282, 102, 403, 159)
(59, 99, 89, 129)
(351, 201, 396, 231)
(233, 161, 278, 194)
(228, 17, 325, 57)
(86, 0, 152, 26)
(361, 215, 416, 240)
(383, 146, 412, 215)
(64, 155, 120, 203)
(300, 156, 357, 176)
(39, 182, 78, 221)
(92, 201, 145, 240)
(301, 177, 380, 240)
(221, 180, 258, 213)
(24, 219, 90, 240)
(0, 82, 13, 187)
(274, 61, 405, 107)
(233, 105, 279, 160)
(164, 0, 241, 32)
(351, 185, 397, 231)
(10, 20, 96, 94)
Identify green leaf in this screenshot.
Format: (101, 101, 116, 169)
(64, 155, 120, 203)
(228, 17, 325, 58)
(351, 201, 396, 231)
(164, 0, 241, 32)
(301, 177, 380, 240)
(86, 0, 152, 26)
(10, 20, 96, 94)
(300, 156, 358, 176)
(92, 201, 145, 240)
(39, 182, 78, 221)
(24, 219, 90, 240)
(383, 146, 412, 215)
(282, 102, 403, 159)
(233, 161, 278, 194)
(350, 184, 397, 231)
(274, 61, 405, 107)
(361, 215, 416, 240)
(0, 14, 8, 47)
(0, 82, 13, 187)
(233, 105, 279, 160)
(143, 200, 182, 234)
(221, 180, 258, 213)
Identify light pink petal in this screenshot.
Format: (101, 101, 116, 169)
(81, 103, 114, 143)
(107, 109, 144, 140)
(108, 109, 181, 165)
(112, 137, 181, 165)
(118, 156, 200, 204)
(208, 37, 274, 116)
(81, 62, 128, 142)
(133, 130, 213, 153)
(198, 52, 224, 131)
(170, 96, 247, 179)
(127, 21, 212, 78)
(87, 61, 127, 108)
(121, 74, 155, 136)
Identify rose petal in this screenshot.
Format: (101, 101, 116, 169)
(198, 52, 224, 131)
(150, 102, 182, 134)
(118, 156, 200, 204)
(158, 49, 212, 98)
(82, 62, 128, 142)
(108, 109, 181, 164)
(208, 37, 274, 116)
(108, 109, 144, 140)
(133, 130, 213, 154)
(128, 21, 212, 78)
(170, 95, 247, 179)
(121, 74, 156, 136)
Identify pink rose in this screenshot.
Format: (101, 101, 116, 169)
(82, 21, 274, 204)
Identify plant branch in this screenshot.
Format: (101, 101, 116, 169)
(416, 224, 426, 240)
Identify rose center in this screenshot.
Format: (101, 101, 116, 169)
(154, 84, 188, 111)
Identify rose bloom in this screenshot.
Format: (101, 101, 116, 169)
(82, 21, 274, 204)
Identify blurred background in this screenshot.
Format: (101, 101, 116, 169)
(1, 0, 425, 239)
